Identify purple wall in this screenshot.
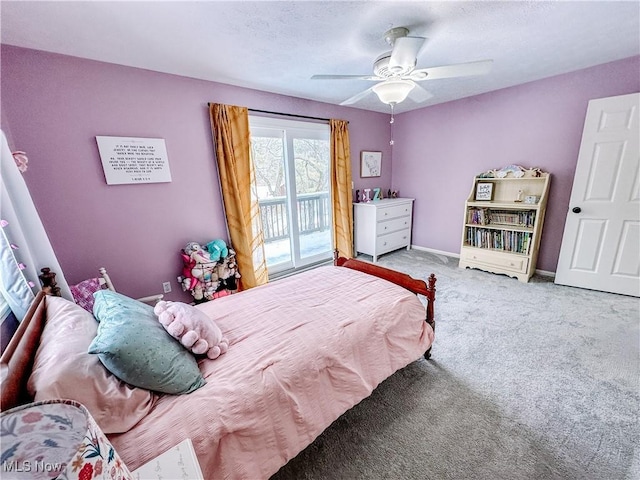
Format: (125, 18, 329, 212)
(2, 46, 638, 297)
(1, 45, 392, 301)
(392, 56, 640, 272)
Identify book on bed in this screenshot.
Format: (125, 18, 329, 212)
(132, 438, 204, 480)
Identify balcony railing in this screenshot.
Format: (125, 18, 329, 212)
(259, 192, 330, 242)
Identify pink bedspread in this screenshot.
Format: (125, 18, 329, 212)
(109, 265, 434, 479)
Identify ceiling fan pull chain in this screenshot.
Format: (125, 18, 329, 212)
(389, 103, 395, 146)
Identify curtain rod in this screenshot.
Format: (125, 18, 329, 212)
(248, 108, 334, 123)
(207, 103, 347, 123)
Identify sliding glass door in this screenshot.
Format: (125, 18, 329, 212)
(249, 116, 332, 275)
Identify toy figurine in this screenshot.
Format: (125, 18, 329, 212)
(515, 189, 523, 202)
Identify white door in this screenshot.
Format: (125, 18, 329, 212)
(555, 93, 639, 297)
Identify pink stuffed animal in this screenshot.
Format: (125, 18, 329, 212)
(154, 300, 229, 359)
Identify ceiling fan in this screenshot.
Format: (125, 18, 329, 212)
(311, 27, 493, 107)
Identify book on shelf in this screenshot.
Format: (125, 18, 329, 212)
(466, 227, 532, 254)
(467, 207, 536, 228)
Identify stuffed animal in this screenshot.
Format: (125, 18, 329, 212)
(205, 239, 228, 263)
(216, 253, 240, 291)
(202, 279, 221, 300)
(222, 249, 241, 290)
(181, 242, 217, 301)
(212, 289, 231, 299)
(179, 252, 199, 290)
(154, 300, 229, 360)
(184, 242, 211, 275)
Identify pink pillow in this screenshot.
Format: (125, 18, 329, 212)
(70, 277, 103, 312)
(26, 295, 155, 434)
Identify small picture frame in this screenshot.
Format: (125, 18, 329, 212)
(360, 151, 382, 178)
(475, 182, 494, 201)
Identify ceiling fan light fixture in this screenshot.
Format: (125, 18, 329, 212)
(372, 79, 415, 105)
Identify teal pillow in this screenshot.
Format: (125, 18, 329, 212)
(88, 290, 205, 394)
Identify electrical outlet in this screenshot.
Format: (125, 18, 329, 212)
(162, 282, 172, 294)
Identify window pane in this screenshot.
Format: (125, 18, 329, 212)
(251, 135, 291, 267)
(293, 138, 332, 260)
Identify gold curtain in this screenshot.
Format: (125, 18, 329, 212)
(209, 103, 268, 289)
(330, 119, 354, 258)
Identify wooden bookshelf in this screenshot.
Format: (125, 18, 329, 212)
(459, 166, 550, 282)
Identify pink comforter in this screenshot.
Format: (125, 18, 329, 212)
(109, 265, 434, 479)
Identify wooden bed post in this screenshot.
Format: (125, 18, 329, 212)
(423, 273, 436, 360)
(39, 267, 61, 296)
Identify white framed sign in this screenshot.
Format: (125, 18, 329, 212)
(475, 182, 494, 201)
(96, 136, 172, 185)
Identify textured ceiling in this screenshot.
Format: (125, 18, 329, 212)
(2, 1, 639, 113)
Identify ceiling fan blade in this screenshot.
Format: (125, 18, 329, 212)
(407, 83, 433, 103)
(311, 74, 381, 81)
(340, 87, 374, 106)
(411, 60, 493, 81)
(389, 36, 426, 71)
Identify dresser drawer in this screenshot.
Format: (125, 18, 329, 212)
(377, 216, 411, 235)
(376, 229, 411, 254)
(376, 203, 412, 221)
(461, 248, 529, 273)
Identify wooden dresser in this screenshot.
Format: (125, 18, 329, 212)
(353, 198, 414, 262)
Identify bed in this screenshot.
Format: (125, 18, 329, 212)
(1, 256, 436, 479)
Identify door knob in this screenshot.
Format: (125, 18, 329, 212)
(572, 207, 582, 214)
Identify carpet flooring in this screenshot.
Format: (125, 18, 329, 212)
(271, 249, 639, 480)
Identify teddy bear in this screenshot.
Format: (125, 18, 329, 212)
(205, 239, 228, 263)
(154, 300, 229, 360)
(184, 242, 211, 279)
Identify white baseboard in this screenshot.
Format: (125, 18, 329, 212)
(410, 244, 556, 278)
(535, 269, 556, 278)
(410, 244, 460, 259)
